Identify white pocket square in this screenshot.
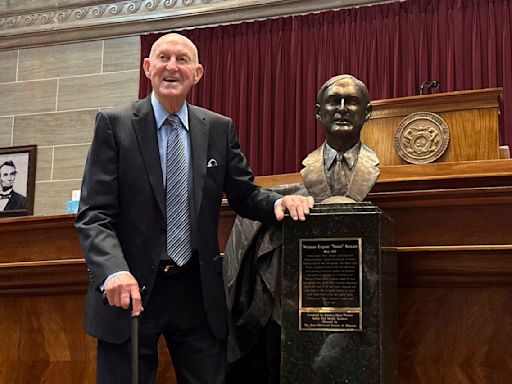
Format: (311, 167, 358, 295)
(207, 158, 218, 168)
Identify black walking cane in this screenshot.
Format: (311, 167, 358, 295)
(131, 286, 145, 384)
(131, 311, 140, 384)
(103, 286, 145, 384)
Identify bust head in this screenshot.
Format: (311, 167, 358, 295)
(315, 75, 372, 153)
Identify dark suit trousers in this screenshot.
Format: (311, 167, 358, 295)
(96, 266, 227, 384)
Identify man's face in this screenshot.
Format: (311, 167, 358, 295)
(143, 35, 203, 109)
(316, 77, 371, 148)
(0, 165, 16, 190)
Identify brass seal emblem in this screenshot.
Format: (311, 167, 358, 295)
(394, 112, 450, 164)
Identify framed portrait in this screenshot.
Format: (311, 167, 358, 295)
(0, 145, 37, 218)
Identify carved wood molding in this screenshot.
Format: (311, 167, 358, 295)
(0, 260, 88, 296)
(0, 0, 384, 50)
(0, 213, 76, 232)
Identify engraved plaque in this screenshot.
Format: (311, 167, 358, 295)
(299, 238, 362, 332)
(394, 111, 450, 164)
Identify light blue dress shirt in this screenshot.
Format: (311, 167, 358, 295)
(151, 92, 192, 189)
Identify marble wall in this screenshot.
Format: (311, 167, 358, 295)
(0, 36, 140, 215)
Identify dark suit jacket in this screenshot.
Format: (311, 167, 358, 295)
(3, 191, 27, 211)
(76, 96, 280, 344)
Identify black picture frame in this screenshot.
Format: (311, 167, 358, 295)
(0, 145, 37, 218)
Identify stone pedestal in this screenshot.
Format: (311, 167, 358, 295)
(281, 203, 396, 384)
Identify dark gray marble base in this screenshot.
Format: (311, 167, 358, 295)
(281, 203, 396, 384)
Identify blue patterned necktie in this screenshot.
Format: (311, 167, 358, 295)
(166, 114, 192, 266)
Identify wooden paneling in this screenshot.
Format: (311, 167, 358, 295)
(0, 261, 87, 295)
(384, 203, 512, 247)
(397, 247, 512, 287)
(398, 287, 512, 384)
(1, 159, 511, 383)
(0, 294, 96, 384)
(0, 214, 82, 263)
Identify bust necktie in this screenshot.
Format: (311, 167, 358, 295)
(330, 152, 347, 196)
(166, 114, 192, 266)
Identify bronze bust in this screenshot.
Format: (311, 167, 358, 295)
(301, 74, 380, 203)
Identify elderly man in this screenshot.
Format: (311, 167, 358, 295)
(302, 74, 380, 203)
(76, 33, 313, 384)
(0, 160, 27, 211)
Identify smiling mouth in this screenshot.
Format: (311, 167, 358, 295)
(164, 78, 179, 83)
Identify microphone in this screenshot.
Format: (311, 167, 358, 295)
(419, 80, 439, 95)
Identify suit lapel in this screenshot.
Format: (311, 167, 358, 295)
(348, 144, 380, 201)
(188, 105, 208, 219)
(132, 96, 165, 215)
(300, 146, 331, 202)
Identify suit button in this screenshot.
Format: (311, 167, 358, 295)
(149, 265, 156, 273)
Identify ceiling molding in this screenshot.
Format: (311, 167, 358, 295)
(0, 0, 387, 50)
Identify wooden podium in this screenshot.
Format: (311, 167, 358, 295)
(0, 89, 511, 384)
(363, 88, 502, 165)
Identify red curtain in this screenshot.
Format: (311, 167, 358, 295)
(140, 0, 512, 175)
